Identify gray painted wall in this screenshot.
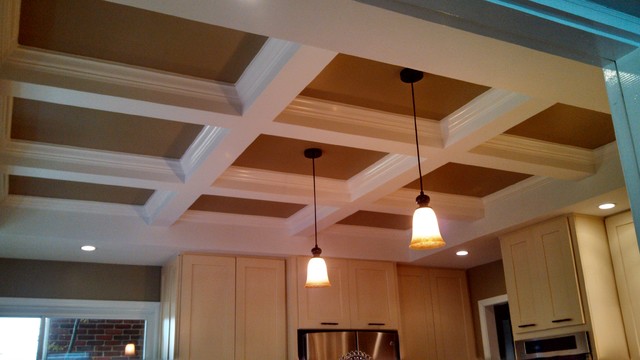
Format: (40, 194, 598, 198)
(0, 258, 161, 301)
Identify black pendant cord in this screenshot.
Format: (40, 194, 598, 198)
(411, 81, 425, 195)
(312, 156, 319, 249)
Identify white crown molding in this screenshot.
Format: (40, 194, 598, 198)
(347, 153, 415, 199)
(323, 223, 408, 240)
(178, 125, 229, 181)
(286, 204, 339, 236)
(180, 209, 288, 229)
(483, 175, 555, 205)
(140, 190, 176, 224)
(3, 46, 241, 112)
(236, 38, 301, 112)
(471, 133, 595, 177)
(280, 96, 444, 148)
(441, 88, 530, 147)
(214, 166, 350, 204)
(2, 194, 142, 216)
(1, 140, 183, 189)
(376, 187, 485, 221)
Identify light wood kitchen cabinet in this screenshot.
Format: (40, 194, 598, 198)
(397, 266, 476, 360)
(500, 214, 629, 359)
(293, 256, 400, 330)
(160, 253, 286, 360)
(296, 257, 351, 328)
(500, 216, 584, 334)
(606, 211, 640, 359)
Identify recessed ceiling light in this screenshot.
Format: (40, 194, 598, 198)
(598, 203, 616, 210)
(81, 245, 96, 252)
(456, 250, 469, 256)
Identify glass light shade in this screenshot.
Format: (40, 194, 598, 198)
(124, 343, 136, 356)
(305, 257, 331, 288)
(410, 206, 445, 249)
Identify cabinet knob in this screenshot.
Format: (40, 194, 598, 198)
(517, 323, 536, 328)
(320, 322, 339, 325)
(551, 318, 572, 323)
(368, 323, 385, 326)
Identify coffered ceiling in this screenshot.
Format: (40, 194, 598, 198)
(0, 0, 630, 268)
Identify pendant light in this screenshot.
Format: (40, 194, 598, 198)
(401, 68, 445, 250)
(304, 148, 331, 287)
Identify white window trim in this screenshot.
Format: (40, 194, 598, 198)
(0, 297, 159, 360)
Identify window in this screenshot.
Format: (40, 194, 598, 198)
(0, 298, 159, 360)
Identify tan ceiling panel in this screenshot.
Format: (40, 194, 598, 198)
(9, 175, 153, 205)
(505, 103, 615, 149)
(300, 54, 490, 120)
(18, 0, 267, 83)
(189, 195, 305, 218)
(11, 98, 203, 159)
(337, 211, 412, 230)
(233, 134, 387, 180)
(405, 163, 532, 198)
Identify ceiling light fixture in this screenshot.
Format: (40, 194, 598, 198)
(401, 68, 445, 250)
(598, 202, 616, 210)
(304, 148, 331, 288)
(81, 245, 96, 252)
(456, 250, 469, 256)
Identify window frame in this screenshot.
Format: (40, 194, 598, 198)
(0, 297, 159, 360)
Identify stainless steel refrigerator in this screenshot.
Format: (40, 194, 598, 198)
(299, 330, 400, 360)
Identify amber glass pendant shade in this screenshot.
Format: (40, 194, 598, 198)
(410, 206, 445, 249)
(305, 254, 330, 288)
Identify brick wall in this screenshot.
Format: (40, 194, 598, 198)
(47, 318, 144, 360)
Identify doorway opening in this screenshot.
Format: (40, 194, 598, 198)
(479, 294, 515, 360)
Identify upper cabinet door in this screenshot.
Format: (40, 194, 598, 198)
(235, 257, 286, 360)
(501, 227, 543, 333)
(178, 255, 236, 360)
(348, 260, 399, 329)
(297, 257, 351, 329)
(534, 217, 584, 327)
(501, 216, 584, 335)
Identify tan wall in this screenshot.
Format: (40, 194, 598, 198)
(0, 258, 161, 301)
(466, 259, 506, 359)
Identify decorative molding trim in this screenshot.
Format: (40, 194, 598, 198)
(323, 223, 408, 240)
(281, 96, 443, 147)
(347, 153, 415, 198)
(140, 190, 176, 224)
(180, 209, 288, 229)
(286, 204, 339, 236)
(236, 38, 301, 112)
(483, 175, 555, 205)
(2, 194, 142, 216)
(442, 88, 529, 147)
(216, 166, 350, 203)
(473, 133, 595, 170)
(377, 187, 485, 221)
(4, 46, 241, 110)
(178, 125, 229, 181)
(2, 140, 182, 187)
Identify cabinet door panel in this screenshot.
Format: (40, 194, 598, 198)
(297, 257, 351, 328)
(397, 266, 436, 360)
(501, 229, 541, 332)
(536, 217, 584, 327)
(179, 255, 235, 359)
(236, 258, 286, 360)
(349, 260, 399, 329)
(429, 269, 475, 360)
